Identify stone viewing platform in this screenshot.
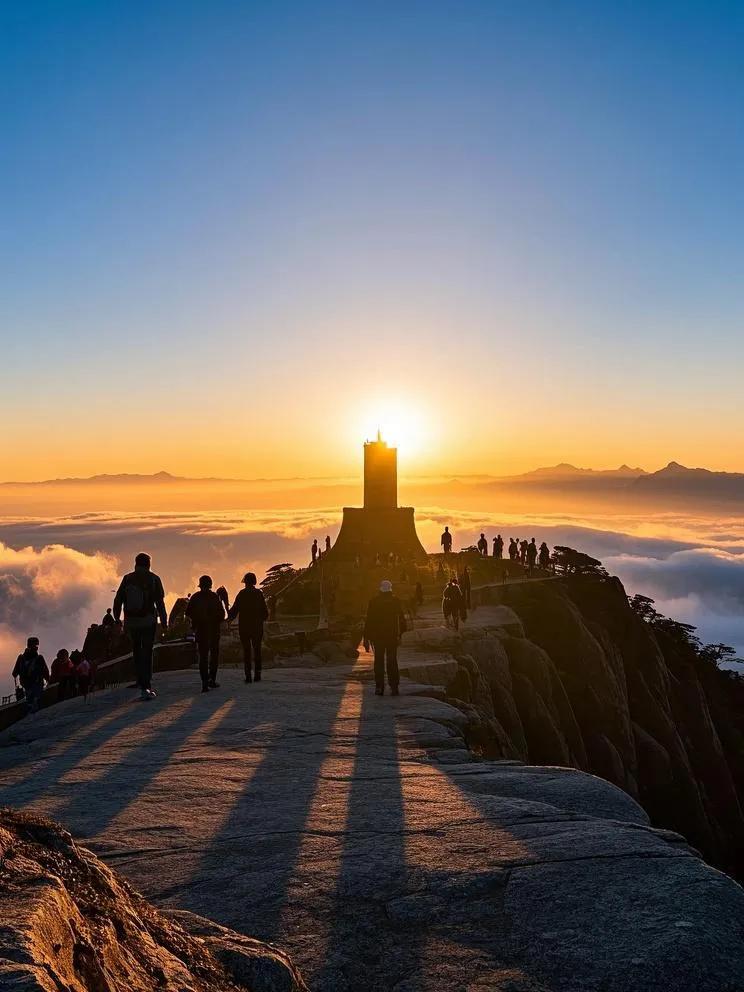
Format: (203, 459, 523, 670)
(2, 642, 743, 991)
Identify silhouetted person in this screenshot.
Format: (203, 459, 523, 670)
(539, 541, 550, 570)
(508, 539, 518, 561)
(75, 656, 93, 701)
(53, 649, 76, 699)
(519, 539, 528, 565)
(325, 535, 331, 553)
(363, 580, 407, 696)
(493, 534, 504, 559)
(101, 608, 116, 628)
(441, 526, 453, 555)
(477, 533, 488, 557)
(311, 539, 318, 563)
(228, 572, 269, 683)
(442, 578, 465, 631)
(526, 538, 538, 574)
(186, 575, 225, 692)
(460, 566, 472, 609)
(12, 637, 49, 714)
(113, 552, 168, 701)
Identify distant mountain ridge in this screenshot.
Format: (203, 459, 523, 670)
(4, 462, 744, 503)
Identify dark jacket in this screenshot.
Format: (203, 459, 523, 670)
(13, 649, 50, 687)
(364, 592, 407, 645)
(185, 589, 225, 632)
(113, 566, 167, 626)
(228, 587, 269, 633)
(442, 583, 464, 615)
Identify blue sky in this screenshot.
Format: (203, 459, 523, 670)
(2, 2, 744, 479)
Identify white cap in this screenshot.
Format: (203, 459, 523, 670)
(380, 580, 393, 593)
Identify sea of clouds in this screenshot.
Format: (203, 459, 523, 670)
(2, 507, 743, 689)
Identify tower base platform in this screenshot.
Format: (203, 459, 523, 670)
(328, 506, 428, 562)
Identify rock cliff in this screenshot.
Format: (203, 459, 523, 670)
(435, 575, 744, 879)
(0, 808, 306, 992)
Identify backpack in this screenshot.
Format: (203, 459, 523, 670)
(123, 571, 155, 618)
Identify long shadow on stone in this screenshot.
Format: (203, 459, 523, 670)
(0, 697, 165, 810)
(182, 678, 350, 941)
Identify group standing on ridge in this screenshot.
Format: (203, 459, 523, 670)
(8, 527, 557, 718)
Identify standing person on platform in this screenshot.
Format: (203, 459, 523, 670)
(477, 533, 488, 557)
(509, 538, 518, 561)
(186, 575, 226, 692)
(526, 538, 538, 575)
(441, 526, 453, 555)
(363, 580, 407, 697)
(493, 534, 504, 558)
(539, 541, 551, 571)
(311, 539, 318, 563)
(228, 572, 269, 683)
(113, 552, 168, 701)
(519, 539, 529, 566)
(325, 535, 331, 554)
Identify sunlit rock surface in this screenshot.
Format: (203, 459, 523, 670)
(1, 659, 743, 991)
(0, 807, 306, 992)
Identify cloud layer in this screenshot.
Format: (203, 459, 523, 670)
(0, 543, 118, 687)
(2, 505, 744, 687)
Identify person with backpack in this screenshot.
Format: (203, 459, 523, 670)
(228, 572, 269, 683)
(363, 579, 407, 696)
(12, 637, 50, 714)
(185, 574, 226, 692)
(113, 552, 168, 701)
(442, 577, 465, 631)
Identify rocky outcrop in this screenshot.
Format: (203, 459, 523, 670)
(440, 576, 744, 879)
(0, 808, 306, 992)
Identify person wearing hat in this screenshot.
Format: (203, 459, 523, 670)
(228, 572, 269, 683)
(185, 575, 226, 692)
(363, 579, 407, 696)
(113, 552, 168, 701)
(12, 637, 50, 714)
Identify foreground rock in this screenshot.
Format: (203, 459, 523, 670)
(1, 665, 743, 990)
(0, 808, 306, 992)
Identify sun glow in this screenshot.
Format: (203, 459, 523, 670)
(357, 400, 430, 458)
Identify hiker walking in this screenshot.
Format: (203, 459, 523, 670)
(12, 637, 49, 714)
(113, 552, 168, 701)
(228, 572, 269, 683)
(75, 655, 93, 701)
(363, 579, 407, 696)
(186, 575, 226, 692)
(442, 577, 465, 631)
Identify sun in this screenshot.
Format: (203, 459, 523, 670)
(357, 400, 428, 458)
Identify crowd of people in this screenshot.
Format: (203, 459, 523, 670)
(10, 533, 556, 713)
(440, 528, 551, 574)
(12, 641, 96, 714)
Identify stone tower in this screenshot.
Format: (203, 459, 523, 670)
(328, 434, 427, 562)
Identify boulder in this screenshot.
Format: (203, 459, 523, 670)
(0, 808, 307, 992)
